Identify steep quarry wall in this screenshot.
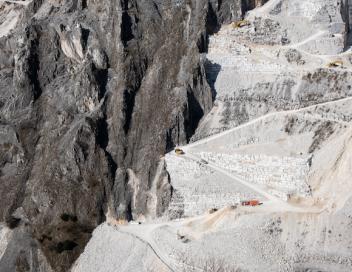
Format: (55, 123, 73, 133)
(341, 0, 352, 46)
(349, 0, 352, 29)
(242, 0, 270, 13)
(344, 0, 352, 30)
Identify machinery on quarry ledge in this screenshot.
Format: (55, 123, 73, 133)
(241, 200, 263, 206)
(231, 20, 250, 28)
(175, 148, 185, 155)
(327, 60, 344, 68)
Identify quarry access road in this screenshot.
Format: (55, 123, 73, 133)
(117, 226, 177, 272)
(116, 145, 325, 272)
(118, 220, 205, 272)
(180, 152, 325, 214)
(182, 152, 279, 203)
(183, 96, 352, 150)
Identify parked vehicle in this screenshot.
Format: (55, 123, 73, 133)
(175, 148, 185, 155)
(327, 60, 343, 68)
(231, 20, 250, 28)
(241, 200, 262, 206)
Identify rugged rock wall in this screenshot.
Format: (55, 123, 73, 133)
(242, 0, 269, 13)
(0, 0, 243, 271)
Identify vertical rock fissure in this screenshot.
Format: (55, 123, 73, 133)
(120, 0, 135, 47)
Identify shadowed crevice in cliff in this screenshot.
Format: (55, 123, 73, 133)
(197, 32, 208, 53)
(165, 128, 176, 152)
(121, 12, 134, 47)
(206, 1, 220, 35)
(204, 60, 221, 101)
(92, 53, 116, 183)
(94, 63, 118, 214)
(93, 65, 109, 100)
(81, 27, 90, 52)
(82, 0, 87, 9)
(241, 0, 270, 14)
(217, 0, 223, 11)
(122, 89, 136, 134)
(27, 28, 43, 100)
(341, 0, 352, 49)
(120, 0, 135, 47)
(96, 115, 118, 182)
(185, 88, 204, 140)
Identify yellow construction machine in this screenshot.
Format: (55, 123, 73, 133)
(231, 20, 250, 29)
(175, 148, 185, 155)
(327, 60, 343, 68)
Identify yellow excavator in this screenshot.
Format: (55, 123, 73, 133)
(175, 148, 185, 155)
(327, 60, 343, 68)
(231, 20, 250, 29)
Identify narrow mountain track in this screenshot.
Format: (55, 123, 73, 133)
(117, 228, 177, 272)
(185, 96, 352, 149)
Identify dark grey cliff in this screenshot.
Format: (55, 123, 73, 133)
(0, 0, 244, 271)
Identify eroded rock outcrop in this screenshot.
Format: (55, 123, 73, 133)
(0, 0, 244, 271)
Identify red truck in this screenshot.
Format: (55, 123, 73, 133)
(241, 200, 262, 206)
